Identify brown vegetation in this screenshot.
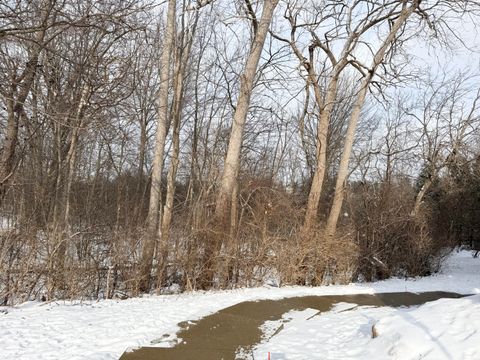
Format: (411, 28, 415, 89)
(1, 0, 480, 305)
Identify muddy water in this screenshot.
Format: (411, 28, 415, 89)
(119, 291, 463, 360)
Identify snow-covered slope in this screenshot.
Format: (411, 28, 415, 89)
(371, 294, 480, 360)
(1, 250, 479, 360)
(252, 294, 480, 360)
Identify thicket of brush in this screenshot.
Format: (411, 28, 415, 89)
(2, 168, 473, 305)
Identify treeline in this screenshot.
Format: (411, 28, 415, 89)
(1, 0, 480, 305)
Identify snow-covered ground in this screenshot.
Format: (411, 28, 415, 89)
(1, 250, 479, 360)
(251, 295, 480, 359)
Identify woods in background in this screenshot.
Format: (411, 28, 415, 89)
(1, 0, 480, 305)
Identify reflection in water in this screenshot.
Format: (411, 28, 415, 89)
(119, 292, 463, 360)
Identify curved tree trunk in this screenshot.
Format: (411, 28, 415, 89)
(325, 1, 419, 239)
(411, 177, 432, 217)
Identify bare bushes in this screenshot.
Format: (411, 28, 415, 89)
(0, 229, 39, 305)
(179, 180, 358, 287)
(0, 175, 453, 304)
(347, 181, 448, 282)
(0, 174, 151, 304)
(271, 229, 359, 286)
(168, 181, 306, 289)
(0, 223, 146, 305)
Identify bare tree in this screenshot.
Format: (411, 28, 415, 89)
(201, 0, 279, 288)
(275, 0, 418, 233)
(139, 0, 177, 292)
(0, 1, 53, 204)
(157, 3, 200, 290)
(325, 0, 421, 239)
(407, 74, 480, 217)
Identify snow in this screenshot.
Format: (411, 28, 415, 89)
(371, 295, 480, 359)
(1, 250, 479, 360)
(251, 294, 480, 360)
(251, 304, 393, 359)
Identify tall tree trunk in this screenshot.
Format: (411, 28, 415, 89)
(138, 116, 147, 179)
(0, 97, 18, 203)
(0, 3, 50, 204)
(283, 32, 344, 234)
(0, 54, 44, 204)
(324, 2, 418, 239)
(201, 0, 279, 288)
(186, 31, 204, 209)
(139, 0, 176, 292)
(56, 85, 89, 271)
(302, 78, 338, 232)
(133, 112, 147, 225)
(63, 85, 89, 230)
(157, 12, 198, 288)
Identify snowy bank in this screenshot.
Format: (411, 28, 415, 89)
(1, 250, 479, 360)
(251, 294, 480, 359)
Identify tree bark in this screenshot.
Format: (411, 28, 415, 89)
(280, 26, 345, 234)
(56, 85, 90, 272)
(139, 0, 176, 292)
(411, 177, 432, 217)
(157, 13, 198, 289)
(0, 97, 19, 202)
(0, 37, 46, 204)
(302, 78, 339, 232)
(202, 0, 279, 288)
(324, 1, 418, 239)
